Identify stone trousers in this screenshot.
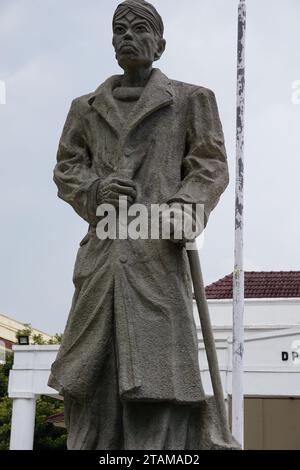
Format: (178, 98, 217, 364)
(64, 324, 237, 450)
(64, 336, 196, 449)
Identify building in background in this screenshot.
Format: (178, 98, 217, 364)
(0, 313, 53, 363)
(199, 271, 300, 339)
(196, 271, 300, 450)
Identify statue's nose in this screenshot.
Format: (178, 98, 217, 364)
(124, 29, 133, 40)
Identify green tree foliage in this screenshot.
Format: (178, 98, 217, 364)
(0, 328, 66, 450)
(34, 396, 67, 450)
(0, 354, 13, 450)
(0, 353, 13, 397)
(0, 397, 12, 450)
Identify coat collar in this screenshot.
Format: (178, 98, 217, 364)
(88, 68, 174, 139)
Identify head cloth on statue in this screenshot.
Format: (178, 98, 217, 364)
(113, 0, 164, 38)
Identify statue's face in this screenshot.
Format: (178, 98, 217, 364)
(113, 12, 165, 70)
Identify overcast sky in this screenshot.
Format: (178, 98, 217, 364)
(0, 0, 299, 334)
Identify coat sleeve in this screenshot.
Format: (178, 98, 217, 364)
(167, 87, 229, 228)
(53, 98, 101, 225)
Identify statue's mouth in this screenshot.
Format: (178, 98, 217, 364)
(119, 43, 138, 53)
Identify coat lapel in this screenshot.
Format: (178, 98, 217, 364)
(88, 69, 174, 139)
(124, 69, 174, 136)
(88, 75, 124, 137)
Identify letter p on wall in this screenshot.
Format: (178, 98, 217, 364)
(0, 80, 6, 104)
(291, 340, 300, 365)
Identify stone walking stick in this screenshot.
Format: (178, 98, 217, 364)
(187, 243, 232, 443)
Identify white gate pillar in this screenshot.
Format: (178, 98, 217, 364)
(10, 396, 37, 450)
(8, 345, 60, 450)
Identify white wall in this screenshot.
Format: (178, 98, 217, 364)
(194, 298, 300, 340)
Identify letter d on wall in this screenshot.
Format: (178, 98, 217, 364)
(281, 351, 289, 361)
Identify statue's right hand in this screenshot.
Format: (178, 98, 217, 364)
(96, 175, 137, 208)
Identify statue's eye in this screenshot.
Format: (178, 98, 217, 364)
(134, 25, 148, 33)
(114, 25, 125, 34)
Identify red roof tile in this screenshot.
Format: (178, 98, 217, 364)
(0, 337, 14, 350)
(46, 412, 65, 424)
(204, 272, 300, 299)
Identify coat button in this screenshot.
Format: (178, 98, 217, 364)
(124, 148, 132, 158)
(120, 255, 128, 264)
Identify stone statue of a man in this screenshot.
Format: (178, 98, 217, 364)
(49, 0, 237, 450)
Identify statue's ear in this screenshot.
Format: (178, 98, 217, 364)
(154, 38, 166, 61)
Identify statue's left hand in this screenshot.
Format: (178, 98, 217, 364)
(159, 204, 202, 244)
(96, 175, 137, 208)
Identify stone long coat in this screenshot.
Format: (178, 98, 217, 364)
(48, 68, 229, 404)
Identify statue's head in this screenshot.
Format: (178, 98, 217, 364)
(112, 0, 166, 71)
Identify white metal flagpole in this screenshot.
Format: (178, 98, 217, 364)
(232, 0, 246, 448)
